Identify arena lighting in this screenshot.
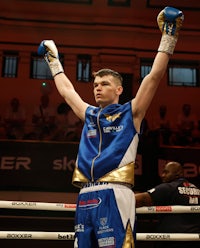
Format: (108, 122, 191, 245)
(42, 82, 47, 87)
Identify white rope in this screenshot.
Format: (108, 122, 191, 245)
(0, 200, 76, 212)
(0, 231, 74, 240)
(136, 205, 200, 214)
(137, 233, 200, 241)
(0, 200, 199, 214)
(0, 231, 199, 241)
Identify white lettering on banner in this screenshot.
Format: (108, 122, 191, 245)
(0, 157, 31, 170)
(158, 159, 200, 177)
(53, 156, 75, 171)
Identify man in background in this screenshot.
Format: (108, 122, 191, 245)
(135, 161, 200, 248)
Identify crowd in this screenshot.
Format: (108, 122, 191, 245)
(144, 103, 200, 147)
(0, 95, 83, 142)
(0, 96, 199, 146)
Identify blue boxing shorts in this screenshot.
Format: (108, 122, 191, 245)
(74, 183, 136, 248)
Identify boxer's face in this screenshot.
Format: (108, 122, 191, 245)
(93, 75, 123, 108)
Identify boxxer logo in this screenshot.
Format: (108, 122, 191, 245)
(0, 156, 31, 170)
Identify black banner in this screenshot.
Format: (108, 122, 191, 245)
(0, 140, 199, 192)
(0, 140, 79, 192)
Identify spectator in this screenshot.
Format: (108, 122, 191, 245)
(32, 94, 56, 140)
(52, 102, 69, 141)
(0, 115, 7, 139)
(176, 104, 198, 146)
(65, 104, 82, 141)
(153, 105, 172, 145)
(53, 102, 82, 142)
(3, 97, 26, 139)
(135, 161, 200, 248)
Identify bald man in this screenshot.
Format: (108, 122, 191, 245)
(135, 161, 200, 248)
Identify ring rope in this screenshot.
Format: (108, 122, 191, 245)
(0, 231, 199, 241)
(0, 200, 199, 214)
(0, 200, 76, 212)
(136, 205, 200, 214)
(0, 201, 199, 242)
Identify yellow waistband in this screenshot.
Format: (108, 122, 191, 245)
(72, 162, 135, 188)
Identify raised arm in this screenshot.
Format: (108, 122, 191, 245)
(38, 40, 89, 121)
(132, 7, 184, 132)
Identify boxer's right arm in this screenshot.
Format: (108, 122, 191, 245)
(38, 40, 88, 121)
(131, 7, 184, 133)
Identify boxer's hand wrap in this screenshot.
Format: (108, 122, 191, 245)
(38, 40, 64, 77)
(157, 6, 184, 55)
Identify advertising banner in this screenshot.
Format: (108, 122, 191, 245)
(0, 141, 199, 192)
(0, 140, 79, 192)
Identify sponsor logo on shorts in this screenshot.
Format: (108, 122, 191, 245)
(75, 223, 84, 233)
(98, 237, 115, 247)
(97, 217, 114, 235)
(78, 197, 102, 209)
(100, 217, 107, 226)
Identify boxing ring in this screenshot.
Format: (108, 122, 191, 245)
(0, 200, 199, 244)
